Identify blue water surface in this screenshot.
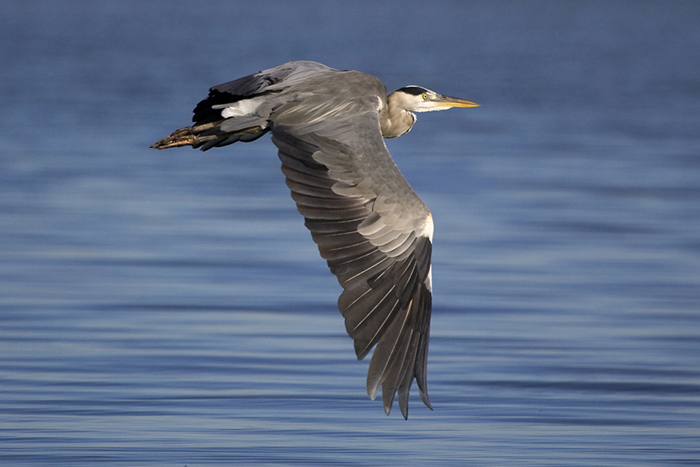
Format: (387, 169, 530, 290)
(1, 1, 699, 465)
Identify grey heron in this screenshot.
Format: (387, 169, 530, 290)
(152, 61, 478, 418)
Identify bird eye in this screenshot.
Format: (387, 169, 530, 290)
(421, 93, 428, 100)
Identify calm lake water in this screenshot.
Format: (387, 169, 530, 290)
(2, 1, 699, 465)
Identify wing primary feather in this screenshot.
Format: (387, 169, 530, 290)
(347, 284, 396, 335)
(381, 324, 414, 416)
(397, 331, 421, 419)
(353, 294, 401, 361)
(340, 256, 391, 285)
(366, 304, 410, 405)
(413, 286, 433, 409)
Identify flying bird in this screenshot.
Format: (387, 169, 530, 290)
(151, 61, 478, 418)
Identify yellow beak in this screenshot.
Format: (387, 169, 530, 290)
(439, 95, 480, 108)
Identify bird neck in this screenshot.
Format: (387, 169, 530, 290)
(381, 94, 417, 139)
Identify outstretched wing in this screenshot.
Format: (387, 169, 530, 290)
(192, 61, 336, 125)
(269, 92, 434, 419)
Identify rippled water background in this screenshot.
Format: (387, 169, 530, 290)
(2, 1, 699, 465)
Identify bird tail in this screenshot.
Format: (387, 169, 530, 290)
(151, 117, 269, 151)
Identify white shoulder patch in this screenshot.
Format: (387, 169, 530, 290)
(420, 212, 434, 241)
(219, 97, 263, 118)
(375, 95, 384, 112)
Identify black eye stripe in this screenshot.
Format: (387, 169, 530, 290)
(397, 86, 429, 96)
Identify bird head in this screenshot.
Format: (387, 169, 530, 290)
(389, 86, 479, 113)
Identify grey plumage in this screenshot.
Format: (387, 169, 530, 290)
(151, 60, 478, 419)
